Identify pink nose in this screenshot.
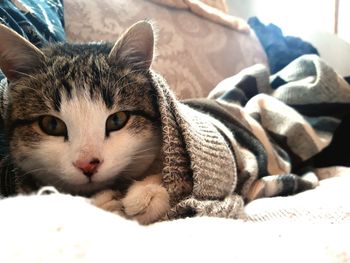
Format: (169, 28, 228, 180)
(73, 158, 102, 178)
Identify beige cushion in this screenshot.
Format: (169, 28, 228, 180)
(64, 0, 268, 98)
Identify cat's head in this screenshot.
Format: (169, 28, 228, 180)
(0, 21, 161, 195)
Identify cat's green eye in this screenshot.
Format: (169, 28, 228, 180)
(106, 111, 129, 135)
(38, 115, 67, 137)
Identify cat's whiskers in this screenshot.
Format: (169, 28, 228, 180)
(132, 146, 159, 154)
(11, 84, 44, 98)
(20, 167, 49, 177)
(101, 146, 159, 163)
(110, 68, 148, 91)
(48, 176, 67, 188)
(10, 70, 39, 81)
(117, 80, 147, 92)
(117, 167, 140, 177)
(114, 68, 146, 86)
(103, 152, 158, 179)
(15, 168, 51, 185)
(130, 151, 158, 159)
(0, 161, 14, 169)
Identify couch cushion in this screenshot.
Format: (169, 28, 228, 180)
(64, 0, 268, 98)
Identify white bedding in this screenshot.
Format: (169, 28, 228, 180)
(1, 167, 350, 263)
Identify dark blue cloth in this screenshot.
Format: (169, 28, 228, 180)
(248, 17, 319, 74)
(0, 0, 65, 80)
(345, 76, 350, 85)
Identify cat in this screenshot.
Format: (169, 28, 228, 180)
(0, 21, 170, 225)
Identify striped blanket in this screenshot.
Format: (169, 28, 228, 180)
(155, 54, 350, 220)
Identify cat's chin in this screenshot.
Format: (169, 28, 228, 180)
(52, 175, 134, 197)
(20, 167, 134, 196)
(57, 180, 116, 196)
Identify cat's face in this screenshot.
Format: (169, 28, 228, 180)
(0, 21, 161, 194)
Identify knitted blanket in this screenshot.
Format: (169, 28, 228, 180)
(1, 54, 350, 222)
(153, 54, 350, 220)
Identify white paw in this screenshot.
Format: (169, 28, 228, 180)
(90, 189, 123, 214)
(122, 184, 170, 225)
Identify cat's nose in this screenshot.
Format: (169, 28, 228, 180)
(73, 158, 102, 178)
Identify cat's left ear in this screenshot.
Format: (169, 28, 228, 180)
(0, 24, 45, 82)
(108, 20, 155, 70)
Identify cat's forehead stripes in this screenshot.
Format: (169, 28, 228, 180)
(52, 87, 61, 112)
(46, 63, 150, 113)
(61, 79, 73, 99)
(8, 41, 158, 124)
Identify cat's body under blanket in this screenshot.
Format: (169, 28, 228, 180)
(0, 21, 350, 224)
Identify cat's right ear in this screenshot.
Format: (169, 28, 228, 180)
(0, 24, 45, 82)
(108, 20, 155, 70)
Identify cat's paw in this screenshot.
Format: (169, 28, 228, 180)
(90, 189, 123, 214)
(122, 183, 170, 225)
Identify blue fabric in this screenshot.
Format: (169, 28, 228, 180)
(248, 17, 319, 74)
(345, 76, 350, 85)
(0, 0, 65, 80)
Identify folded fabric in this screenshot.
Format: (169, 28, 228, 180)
(0, 0, 65, 80)
(201, 0, 228, 13)
(1, 55, 350, 222)
(0, 0, 64, 47)
(152, 54, 350, 220)
(345, 76, 350, 85)
(246, 169, 350, 223)
(148, 0, 250, 33)
(248, 17, 319, 74)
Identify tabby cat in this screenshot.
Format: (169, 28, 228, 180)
(0, 21, 169, 225)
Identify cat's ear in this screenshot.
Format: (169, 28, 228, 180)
(0, 24, 45, 81)
(108, 20, 155, 70)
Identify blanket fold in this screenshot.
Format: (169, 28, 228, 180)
(150, 54, 350, 220)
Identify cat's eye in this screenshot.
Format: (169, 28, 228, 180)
(106, 111, 129, 135)
(38, 115, 67, 137)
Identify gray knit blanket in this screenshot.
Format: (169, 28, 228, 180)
(153, 54, 350, 220)
(1, 54, 350, 222)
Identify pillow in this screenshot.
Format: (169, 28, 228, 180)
(64, 0, 268, 99)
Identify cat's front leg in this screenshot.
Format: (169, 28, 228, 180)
(122, 174, 170, 225)
(90, 189, 124, 215)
